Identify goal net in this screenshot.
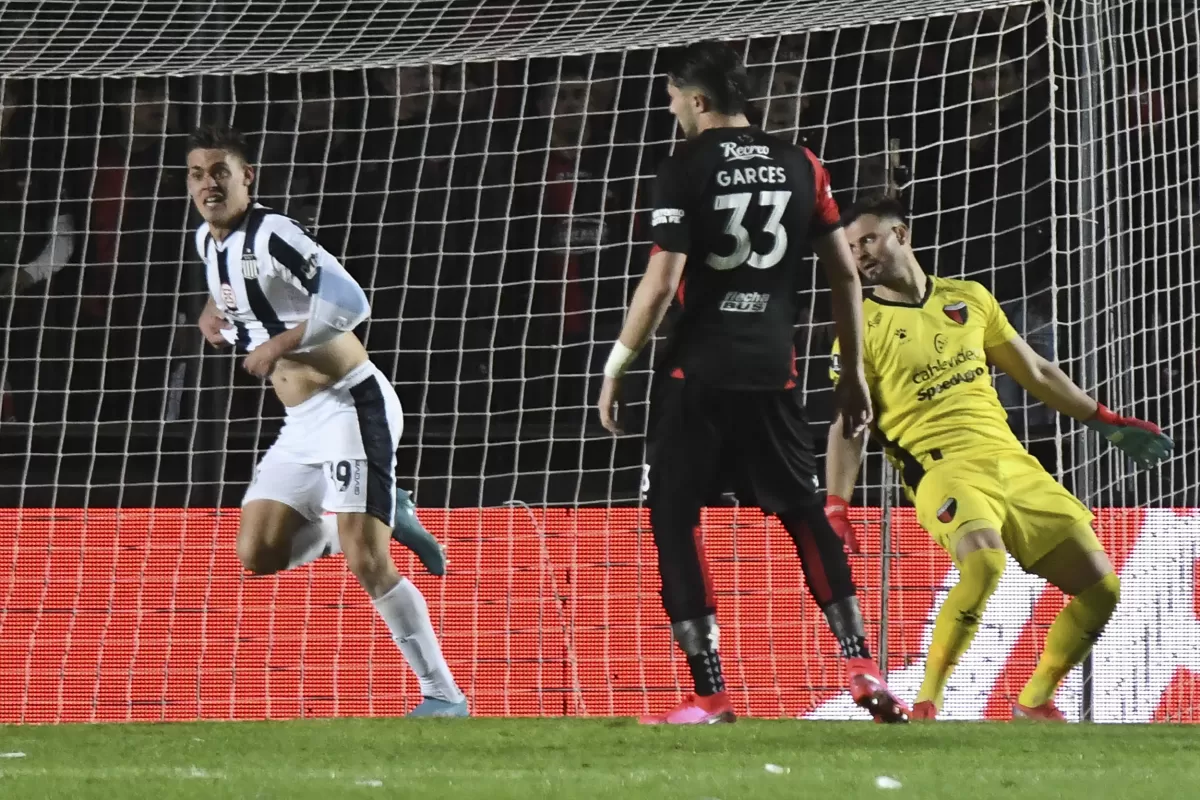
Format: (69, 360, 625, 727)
(0, 0, 1196, 724)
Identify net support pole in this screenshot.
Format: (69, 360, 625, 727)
(193, 71, 233, 509)
(1065, 0, 1107, 723)
(878, 460, 894, 677)
(189, 73, 216, 508)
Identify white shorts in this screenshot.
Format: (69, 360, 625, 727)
(242, 361, 403, 526)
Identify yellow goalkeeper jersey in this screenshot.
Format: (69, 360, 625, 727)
(831, 276, 1026, 495)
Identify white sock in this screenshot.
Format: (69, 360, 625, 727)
(287, 515, 342, 569)
(373, 577, 464, 703)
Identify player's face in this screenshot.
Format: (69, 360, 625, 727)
(296, 92, 335, 130)
(764, 70, 806, 133)
(845, 214, 908, 285)
(667, 81, 702, 139)
(129, 88, 170, 135)
(187, 148, 254, 228)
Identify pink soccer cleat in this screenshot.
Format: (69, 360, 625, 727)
(639, 691, 736, 725)
(1013, 701, 1067, 722)
(911, 700, 938, 721)
(847, 658, 910, 724)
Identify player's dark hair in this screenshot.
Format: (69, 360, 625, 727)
(842, 195, 910, 228)
(187, 124, 252, 164)
(667, 41, 751, 116)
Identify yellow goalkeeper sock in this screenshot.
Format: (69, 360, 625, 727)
(916, 547, 1007, 709)
(1018, 571, 1121, 708)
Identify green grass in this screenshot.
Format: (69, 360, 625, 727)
(1, 718, 1198, 799)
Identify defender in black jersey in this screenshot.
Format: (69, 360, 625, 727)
(598, 42, 907, 724)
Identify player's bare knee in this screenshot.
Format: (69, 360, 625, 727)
(236, 531, 288, 575)
(953, 527, 1005, 572)
(237, 500, 305, 575)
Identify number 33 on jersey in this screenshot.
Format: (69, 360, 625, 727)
(649, 128, 841, 390)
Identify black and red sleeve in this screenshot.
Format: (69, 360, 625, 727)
(803, 148, 842, 239)
(648, 155, 692, 255)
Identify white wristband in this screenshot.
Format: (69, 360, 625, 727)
(604, 341, 638, 378)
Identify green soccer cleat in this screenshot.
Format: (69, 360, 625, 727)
(392, 489, 447, 576)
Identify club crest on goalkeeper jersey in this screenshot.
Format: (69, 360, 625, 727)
(649, 126, 842, 390)
(195, 203, 336, 353)
(830, 276, 1026, 493)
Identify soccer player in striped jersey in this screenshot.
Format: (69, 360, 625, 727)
(827, 196, 1173, 720)
(186, 124, 467, 717)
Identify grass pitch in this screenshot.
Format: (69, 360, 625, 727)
(1, 717, 1197, 799)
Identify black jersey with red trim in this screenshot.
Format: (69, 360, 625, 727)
(649, 126, 841, 390)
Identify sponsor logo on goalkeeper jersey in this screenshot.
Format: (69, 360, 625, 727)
(720, 291, 770, 313)
(911, 347, 982, 385)
(720, 141, 772, 162)
(652, 208, 684, 226)
(916, 366, 987, 402)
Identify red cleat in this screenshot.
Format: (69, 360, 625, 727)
(911, 700, 938, 720)
(847, 658, 910, 724)
(1013, 701, 1067, 722)
(639, 691, 736, 725)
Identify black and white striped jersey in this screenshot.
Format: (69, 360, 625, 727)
(195, 203, 355, 353)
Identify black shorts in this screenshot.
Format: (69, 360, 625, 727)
(645, 378, 819, 516)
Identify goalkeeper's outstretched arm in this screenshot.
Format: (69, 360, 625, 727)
(987, 335, 1174, 468)
(824, 415, 869, 553)
(986, 335, 1098, 420)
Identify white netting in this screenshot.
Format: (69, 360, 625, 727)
(1054, 0, 1200, 723)
(0, 1, 1196, 724)
(1061, 0, 1200, 510)
(4, 0, 1027, 76)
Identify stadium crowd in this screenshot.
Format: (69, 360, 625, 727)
(0, 6, 1193, 505)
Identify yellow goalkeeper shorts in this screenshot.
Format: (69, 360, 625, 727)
(913, 451, 1099, 569)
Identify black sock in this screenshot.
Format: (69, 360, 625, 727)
(687, 650, 725, 696)
(837, 635, 871, 660)
(823, 596, 871, 660)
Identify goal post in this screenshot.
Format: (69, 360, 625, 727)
(0, 0, 1197, 723)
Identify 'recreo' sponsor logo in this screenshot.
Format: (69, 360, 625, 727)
(721, 141, 772, 161)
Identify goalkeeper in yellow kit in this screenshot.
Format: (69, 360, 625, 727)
(826, 197, 1173, 721)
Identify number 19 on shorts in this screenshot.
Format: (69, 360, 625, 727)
(326, 459, 365, 504)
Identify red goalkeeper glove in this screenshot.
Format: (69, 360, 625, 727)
(1084, 404, 1174, 469)
(824, 494, 861, 554)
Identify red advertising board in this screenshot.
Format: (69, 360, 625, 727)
(0, 507, 1196, 723)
